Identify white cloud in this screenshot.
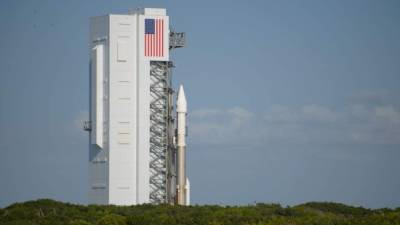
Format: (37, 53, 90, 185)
(190, 108, 224, 118)
(227, 107, 254, 126)
(374, 106, 400, 124)
(189, 103, 400, 147)
(189, 107, 255, 145)
(263, 105, 338, 124)
(301, 105, 338, 122)
(346, 105, 400, 144)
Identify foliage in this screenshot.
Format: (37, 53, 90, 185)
(96, 214, 126, 225)
(69, 219, 92, 225)
(0, 199, 399, 225)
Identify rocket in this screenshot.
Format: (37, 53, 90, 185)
(176, 85, 188, 205)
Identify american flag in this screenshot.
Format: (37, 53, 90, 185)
(145, 18, 164, 57)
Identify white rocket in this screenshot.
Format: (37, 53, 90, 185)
(176, 85, 189, 205)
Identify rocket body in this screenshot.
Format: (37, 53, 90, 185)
(176, 85, 187, 205)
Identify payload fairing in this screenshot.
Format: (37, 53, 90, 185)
(85, 8, 189, 205)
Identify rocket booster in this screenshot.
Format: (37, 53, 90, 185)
(176, 85, 188, 205)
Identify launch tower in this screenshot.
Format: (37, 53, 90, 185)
(84, 8, 188, 205)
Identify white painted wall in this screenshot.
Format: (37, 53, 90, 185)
(108, 14, 138, 205)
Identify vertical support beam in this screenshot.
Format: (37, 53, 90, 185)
(166, 61, 176, 204)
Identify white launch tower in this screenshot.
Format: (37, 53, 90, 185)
(85, 8, 188, 205)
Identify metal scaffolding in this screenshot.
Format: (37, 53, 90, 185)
(149, 31, 185, 204)
(149, 61, 174, 203)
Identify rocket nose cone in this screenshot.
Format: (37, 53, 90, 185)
(176, 85, 187, 113)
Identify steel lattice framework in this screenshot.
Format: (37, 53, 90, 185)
(149, 31, 185, 204)
(149, 61, 174, 203)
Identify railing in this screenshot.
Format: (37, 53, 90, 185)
(169, 32, 185, 49)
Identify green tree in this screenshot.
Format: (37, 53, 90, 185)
(70, 219, 93, 225)
(96, 214, 127, 225)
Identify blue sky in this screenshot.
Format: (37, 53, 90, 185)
(0, 0, 399, 208)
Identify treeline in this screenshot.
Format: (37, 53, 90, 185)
(0, 199, 399, 225)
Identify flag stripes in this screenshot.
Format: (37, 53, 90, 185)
(145, 19, 164, 57)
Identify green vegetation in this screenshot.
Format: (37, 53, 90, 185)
(0, 199, 399, 225)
